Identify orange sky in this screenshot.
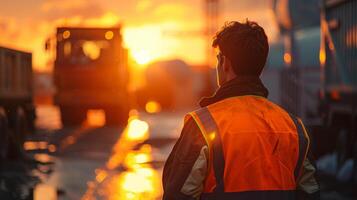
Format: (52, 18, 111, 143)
(0, 0, 278, 72)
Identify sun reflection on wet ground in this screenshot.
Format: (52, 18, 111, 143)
(34, 184, 57, 200)
(95, 146, 162, 200)
(24, 141, 49, 151)
(82, 113, 167, 200)
(87, 109, 106, 127)
(145, 101, 162, 114)
(23, 141, 57, 154)
(106, 116, 150, 170)
(34, 153, 55, 164)
(107, 166, 161, 200)
(24, 105, 182, 200)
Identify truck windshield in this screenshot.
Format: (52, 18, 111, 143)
(61, 40, 112, 65)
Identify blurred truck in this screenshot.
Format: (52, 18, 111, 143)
(272, 0, 357, 181)
(272, 0, 321, 122)
(50, 27, 129, 126)
(0, 46, 36, 160)
(319, 0, 357, 177)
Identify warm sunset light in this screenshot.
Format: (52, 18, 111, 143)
(48, 144, 57, 153)
(319, 49, 326, 65)
(145, 101, 161, 113)
(126, 119, 149, 140)
(128, 109, 139, 117)
(284, 52, 292, 65)
(2, 0, 355, 199)
(87, 165, 161, 200)
(62, 30, 71, 39)
(95, 169, 108, 183)
(34, 184, 57, 200)
(106, 116, 151, 170)
(124, 151, 151, 169)
(34, 153, 53, 163)
(132, 49, 154, 65)
(209, 132, 216, 141)
(83, 42, 102, 60)
(105, 30, 114, 40)
(87, 109, 106, 126)
(24, 141, 48, 151)
(0, 1, 278, 72)
(62, 31, 71, 39)
(118, 166, 161, 199)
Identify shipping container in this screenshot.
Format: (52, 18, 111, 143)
(0, 46, 36, 160)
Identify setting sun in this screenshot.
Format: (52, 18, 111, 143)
(131, 49, 154, 65)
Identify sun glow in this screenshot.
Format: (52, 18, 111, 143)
(145, 101, 161, 113)
(131, 50, 154, 65)
(126, 118, 149, 140)
(87, 109, 106, 126)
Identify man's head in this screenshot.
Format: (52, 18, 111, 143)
(213, 20, 269, 86)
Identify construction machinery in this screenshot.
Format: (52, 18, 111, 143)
(0, 46, 36, 159)
(272, 0, 321, 122)
(273, 0, 357, 181)
(319, 0, 357, 180)
(50, 27, 129, 126)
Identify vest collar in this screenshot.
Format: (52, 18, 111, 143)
(199, 76, 269, 107)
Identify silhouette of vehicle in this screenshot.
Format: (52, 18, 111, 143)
(319, 0, 357, 180)
(49, 27, 129, 126)
(0, 46, 35, 159)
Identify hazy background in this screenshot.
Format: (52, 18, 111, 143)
(0, 0, 279, 72)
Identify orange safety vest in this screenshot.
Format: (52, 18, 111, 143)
(186, 96, 310, 200)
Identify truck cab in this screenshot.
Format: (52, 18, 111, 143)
(320, 0, 357, 174)
(53, 27, 129, 126)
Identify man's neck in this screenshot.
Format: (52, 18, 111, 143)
(220, 74, 236, 87)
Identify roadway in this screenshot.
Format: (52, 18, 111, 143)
(29, 105, 183, 200)
(3, 105, 356, 199)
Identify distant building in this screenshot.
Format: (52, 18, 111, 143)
(138, 59, 199, 111)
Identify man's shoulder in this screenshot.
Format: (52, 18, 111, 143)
(184, 106, 208, 120)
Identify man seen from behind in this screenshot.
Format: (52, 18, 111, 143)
(162, 20, 320, 200)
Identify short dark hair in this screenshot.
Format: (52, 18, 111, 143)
(212, 20, 269, 76)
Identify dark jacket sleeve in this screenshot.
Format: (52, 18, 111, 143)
(162, 117, 206, 200)
(296, 120, 320, 200)
(296, 149, 320, 200)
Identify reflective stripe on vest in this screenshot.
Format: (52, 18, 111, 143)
(190, 107, 225, 193)
(187, 96, 310, 199)
(289, 114, 311, 180)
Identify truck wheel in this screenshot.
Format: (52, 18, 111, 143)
(7, 107, 27, 160)
(14, 108, 27, 144)
(0, 108, 9, 160)
(24, 105, 36, 133)
(336, 128, 349, 171)
(105, 107, 128, 126)
(60, 106, 86, 127)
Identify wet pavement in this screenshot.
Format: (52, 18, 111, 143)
(21, 105, 182, 200)
(1, 105, 356, 199)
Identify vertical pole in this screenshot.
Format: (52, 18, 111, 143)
(290, 31, 303, 120)
(205, 0, 219, 68)
(202, 0, 220, 96)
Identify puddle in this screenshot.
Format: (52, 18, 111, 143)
(34, 184, 57, 200)
(81, 115, 165, 199)
(23, 141, 56, 153)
